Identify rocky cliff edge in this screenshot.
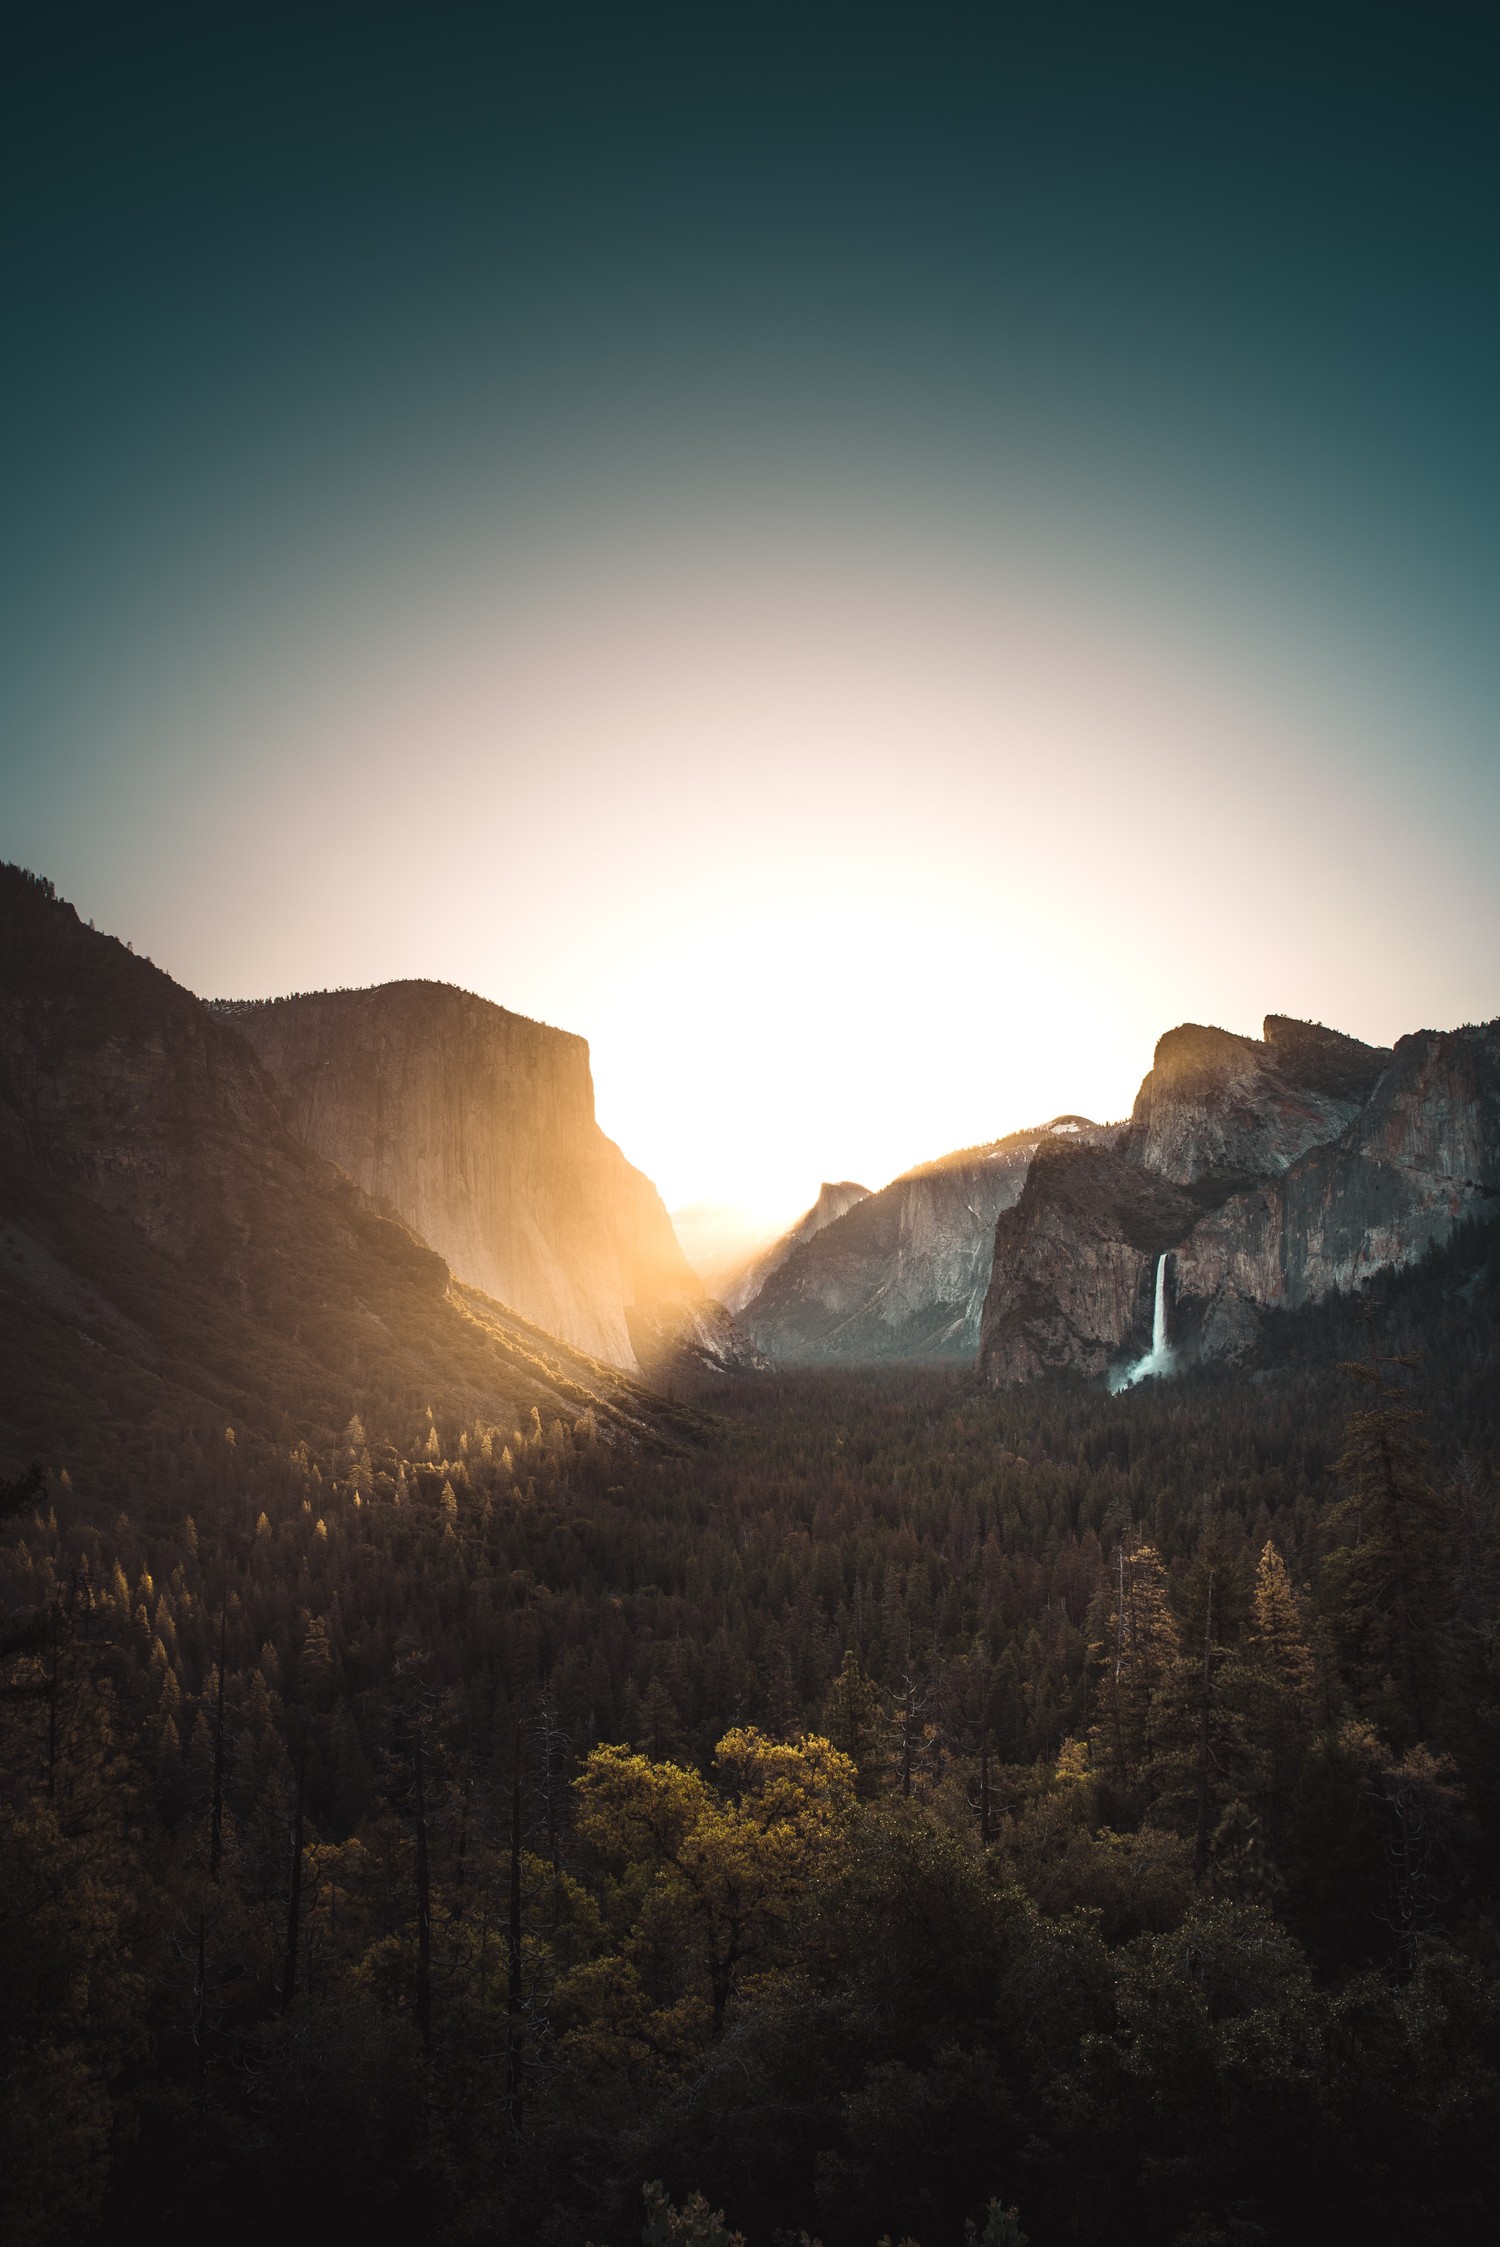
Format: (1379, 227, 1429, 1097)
(979, 1013, 1500, 1384)
(220, 982, 759, 1378)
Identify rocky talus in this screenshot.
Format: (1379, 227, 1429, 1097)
(221, 983, 756, 1377)
(979, 1013, 1500, 1385)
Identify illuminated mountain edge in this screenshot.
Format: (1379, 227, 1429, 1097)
(216, 983, 760, 1380)
(0, 864, 702, 1481)
(740, 1011, 1498, 1380)
(718, 1180, 873, 1312)
(738, 1121, 1107, 1364)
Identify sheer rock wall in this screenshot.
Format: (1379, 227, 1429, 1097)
(223, 982, 755, 1377)
(980, 1015, 1500, 1385)
(740, 1122, 1105, 1365)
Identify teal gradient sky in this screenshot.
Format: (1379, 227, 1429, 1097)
(3, 5, 1498, 1220)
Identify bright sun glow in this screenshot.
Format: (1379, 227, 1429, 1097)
(31, 482, 1497, 1223)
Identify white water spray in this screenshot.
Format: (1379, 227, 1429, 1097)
(1112, 1252, 1175, 1390)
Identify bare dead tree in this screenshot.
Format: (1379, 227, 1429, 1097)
(279, 1715, 309, 2014)
(1193, 1571, 1216, 1883)
(194, 1605, 230, 2079)
(414, 1724, 433, 2056)
(506, 1716, 525, 2135)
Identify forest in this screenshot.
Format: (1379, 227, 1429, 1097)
(3, 1212, 1499, 2247)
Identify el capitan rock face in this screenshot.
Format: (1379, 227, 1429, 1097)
(979, 1013, 1500, 1385)
(0, 866, 693, 1464)
(222, 982, 755, 1377)
(739, 1123, 1105, 1364)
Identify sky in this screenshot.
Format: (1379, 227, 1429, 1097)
(3, 4, 1498, 1229)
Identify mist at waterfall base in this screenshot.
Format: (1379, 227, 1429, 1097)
(1111, 1255, 1178, 1393)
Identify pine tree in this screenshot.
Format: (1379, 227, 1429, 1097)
(1231, 1540, 1319, 1854)
(506, 1718, 524, 2133)
(279, 1718, 309, 2012)
(1091, 1543, 1180, 1796)
(1325, 1329, 1454, 1741)
(822, 1649, 885, 1797)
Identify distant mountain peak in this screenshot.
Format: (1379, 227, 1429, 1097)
(737, 1122, 1114, 1365)
(716, 1180, 871, 1314)
(802, 1181, 871, 1232)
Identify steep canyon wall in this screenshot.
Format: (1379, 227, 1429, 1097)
(979, 1014, 1500, 1384)
(224, 983, 749, 1376)
(739, 1122, 1106, 1364)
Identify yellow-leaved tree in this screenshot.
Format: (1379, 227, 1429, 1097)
(564, 1727, 854, 2064)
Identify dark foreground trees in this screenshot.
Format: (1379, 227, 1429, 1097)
(1, 1224, 1499, 2243)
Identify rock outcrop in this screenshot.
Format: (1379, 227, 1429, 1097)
(980, 1013, 1500, 1385)
(0, 866, 693, 1476)
(740, 1122, 1104, 1364)
(719, 1181, 871, 1313)
(220, 982, 756, 1377)
(1128, 1017, 1388, 1191)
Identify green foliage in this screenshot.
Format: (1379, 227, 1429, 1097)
(642, 2179, 748, 2247)
(568, 1728, 854, 2045)
(0, 1806, 147, 2246)
(965, 2201, 1028, 2247)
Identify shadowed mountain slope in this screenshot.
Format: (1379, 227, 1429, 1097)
(0, 866, 696, 1488)
(718, 1180, 871, 1313)
(739, 1121, 1106, 1364)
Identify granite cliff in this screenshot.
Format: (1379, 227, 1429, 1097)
(221, 983, 755, 1378)
(0, 866, 693, 1481)
(739, 1122, 1103, 1364)
(979, 1013, 1500, 1385)
(719, 1180, 871, 1314)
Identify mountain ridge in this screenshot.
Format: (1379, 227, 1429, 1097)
(0, 865, 699, 1483)
(739, 1117, 1109, 1364)
(980, 1010, 1500, 1383)
(216, 979, 758, 1380)
(719, 1179, 871, 1313)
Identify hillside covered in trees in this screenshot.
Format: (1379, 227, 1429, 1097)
(4, 1205, 1499, 2246)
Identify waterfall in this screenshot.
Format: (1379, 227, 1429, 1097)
(1111, 1252, 1175, 1391)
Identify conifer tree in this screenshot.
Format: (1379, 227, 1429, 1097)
(506, 1718, 524, 2133)
(1325, 1328, 1454, 1741)
(1091, 1543, 1180, 1795)
(1232, 1541, 1319, 1853)
(280, 1717, 309, 2012)
(413, 1724, 432, 2056)
(823, 1648, 885, 1797)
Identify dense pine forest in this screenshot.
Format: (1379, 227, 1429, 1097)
(4, 1215, 1500, 2247)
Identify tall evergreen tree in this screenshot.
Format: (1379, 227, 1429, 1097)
(1091, 1544, 1180, 1797)
(1325, 1332, 1454, 1741)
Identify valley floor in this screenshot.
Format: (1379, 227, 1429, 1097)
(2, 1217, 1499, 2246)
